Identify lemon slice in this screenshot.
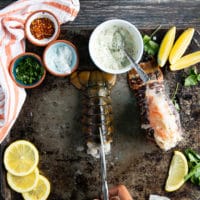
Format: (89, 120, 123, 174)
(7, 168, 39, 193)
(4, 140, 39, 176)
(165, 151, 188, 192)
(22, 175, 51, 200)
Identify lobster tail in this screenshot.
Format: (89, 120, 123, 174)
(71, 70, 116, 157)
(128, 59, 183, 151)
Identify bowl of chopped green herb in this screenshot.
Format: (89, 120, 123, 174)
(9, 52, 46, 88)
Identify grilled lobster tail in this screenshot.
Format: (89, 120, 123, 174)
(71, 71, 116, 157)
(128, 59, 183, 151)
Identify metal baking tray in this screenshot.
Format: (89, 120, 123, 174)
(1, 28, 200, 200)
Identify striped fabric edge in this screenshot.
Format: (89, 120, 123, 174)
(0, 0, 80, 143)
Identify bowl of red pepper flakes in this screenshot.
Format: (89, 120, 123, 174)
(25, 10, 60, 46)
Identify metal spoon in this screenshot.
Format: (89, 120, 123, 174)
(111, 31, 150, 83)
(123, 48, 150, 82)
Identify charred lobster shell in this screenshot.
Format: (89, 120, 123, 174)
(71, 70, 116, 157)
(128, 59, 183, 151)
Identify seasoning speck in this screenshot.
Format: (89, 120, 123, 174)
(30, 18, 55, 40)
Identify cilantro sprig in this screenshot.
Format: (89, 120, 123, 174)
(184, 67, 200, 86)
(143, 25, 161, 56)
(184, 149, 200, 185)
(171, 83, 180, 111)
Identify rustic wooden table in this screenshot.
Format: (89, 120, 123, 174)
(0, 1, 200, 200)
(1, 0, 200, 29)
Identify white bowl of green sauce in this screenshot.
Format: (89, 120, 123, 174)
(89, 19, 143, 74)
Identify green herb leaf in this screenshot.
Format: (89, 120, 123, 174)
(184, 149, 200, 185)
(189, 68, 197, 75)
(143, 35, 159, 56)
(173, 99, 180, 111)
(197, 74, 200, 81)
(184, 75, 198, 86)
(171, 83, 180, 111)
(142, 26, 161, 56)
(143, 35, 151, 44)
(184, 67, 200, 87)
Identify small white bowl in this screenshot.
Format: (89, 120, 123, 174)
(43, 40, 79, 77)
(89, 19, 143, 74)
(25, 10, 60, 46)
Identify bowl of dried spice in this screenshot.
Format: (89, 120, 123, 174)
(25, 10, 60, 46)
(9, 52, 46, 89)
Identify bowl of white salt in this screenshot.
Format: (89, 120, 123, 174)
(89, 19, 143, 74)
(43, 40, 79, 77)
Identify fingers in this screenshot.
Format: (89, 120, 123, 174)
(110, 197, 120, 200)
(109, 185, 133, 200)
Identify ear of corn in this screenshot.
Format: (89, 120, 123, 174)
(170, 51, 200, 71)
(169, 28, 195, 65)
(157, 26, 176, 67)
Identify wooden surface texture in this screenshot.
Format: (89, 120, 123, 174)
(0, 0, 200, 29)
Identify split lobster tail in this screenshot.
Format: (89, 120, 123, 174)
(71, 70, 116, 157)
(128, 59, 183, 151)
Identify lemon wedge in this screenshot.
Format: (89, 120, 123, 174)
(170, 51, 200, 71)
(4, 140, 39, 176)
(169, 28, 195, 65)
(157, 26, 176, 67)
(7, 168, 39, 193)
(165, 151, 188, 192)
(22, 175, 51, 200)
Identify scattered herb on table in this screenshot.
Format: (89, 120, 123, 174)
(171, 82, 180, 111)
(184, 67, 200, 86)
(15, 57, 44, 85)
(143, 25, 161, 56)
(184, 149, 200, 185)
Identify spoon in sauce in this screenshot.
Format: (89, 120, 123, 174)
(112, 31, 150, 82)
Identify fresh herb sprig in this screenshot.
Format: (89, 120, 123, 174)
(171, 83, 180, 111)
(15, 57, 44, 85)
(143, 25, 161, 56)
(184, 149, 200, 185)
(184, 67, 200, 86)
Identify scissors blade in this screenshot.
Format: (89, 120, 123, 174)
(99, 128, 109, 200)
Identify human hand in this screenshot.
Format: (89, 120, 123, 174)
(108, 185, 133, 200)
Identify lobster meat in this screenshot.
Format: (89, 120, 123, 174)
(128, 59, 183, 151)
(71, 70, 116, 157)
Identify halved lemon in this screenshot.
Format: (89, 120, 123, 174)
(165, 151, 188, 192)
(7, 168, 39, 193)
(22, 175, 51, 200)
(4, 140, 39, 176)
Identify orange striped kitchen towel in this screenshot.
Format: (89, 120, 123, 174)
(0, 0, 80, 143)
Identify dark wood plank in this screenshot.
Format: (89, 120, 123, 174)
(0, 0, 15, 8)
(0, 1, 200, 30)
(65, 0, 200, 29)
